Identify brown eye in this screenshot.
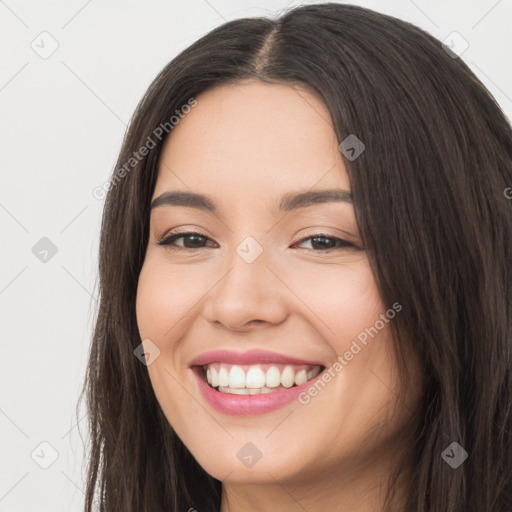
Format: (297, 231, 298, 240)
(157, 232, 216, 250)
(293, 235, 360, 251)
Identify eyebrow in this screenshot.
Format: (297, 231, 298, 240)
(150, 188, 353, 213)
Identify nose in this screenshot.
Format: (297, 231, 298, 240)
(202, 241, 290, 333)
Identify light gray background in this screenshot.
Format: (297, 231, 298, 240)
(1, 1, 511, 510)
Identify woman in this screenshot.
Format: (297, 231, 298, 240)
(80, 3, 512, 511)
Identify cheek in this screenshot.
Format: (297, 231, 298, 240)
(136, 252, 385, 359)
(135, 259, 197, 423)
(287, 258, 384, 350)
(135, 256, 209, 342)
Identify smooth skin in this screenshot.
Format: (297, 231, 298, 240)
(136, 81, 423, 512)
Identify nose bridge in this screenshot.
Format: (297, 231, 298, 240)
(204, 233, 288, 330)
(217, 234, 271, 304)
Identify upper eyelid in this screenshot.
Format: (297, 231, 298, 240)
(157, 230, 349, 242)
(156, 231, 359, 249)
(157, 224, 358, 240)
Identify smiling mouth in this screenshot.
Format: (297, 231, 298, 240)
(198, 362, 324, 395)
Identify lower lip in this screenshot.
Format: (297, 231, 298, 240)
(192, 367, 323, 416)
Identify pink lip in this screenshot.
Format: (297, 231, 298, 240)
(191, 366, 325, 416)
(189, 349, 323, 367)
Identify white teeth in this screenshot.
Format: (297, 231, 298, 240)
(294, 369, 308, 386)
(265, 366, 281, 388)
(246, 366, 266, 388)
(228, 365, 246, 388)
(223, 387, 249, 395)
(204, 363, 323, 392)
(210, 366, 219, 388)
(218, 366, 229, 386)
(281, 365, 295, 388)
(217, 385, 287, 394)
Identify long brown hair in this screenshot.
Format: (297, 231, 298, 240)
(79, 3, 512, 511)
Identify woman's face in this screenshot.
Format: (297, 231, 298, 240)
(136, 81, 421, 489)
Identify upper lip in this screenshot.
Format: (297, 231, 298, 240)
(189, 349, 325, 367)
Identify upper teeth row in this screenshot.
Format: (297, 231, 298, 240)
(205, 364, 322, 389)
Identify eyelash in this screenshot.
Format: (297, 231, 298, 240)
(156, 231, 361, 252)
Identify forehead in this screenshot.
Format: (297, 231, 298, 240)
(154, 81, 350, 200)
